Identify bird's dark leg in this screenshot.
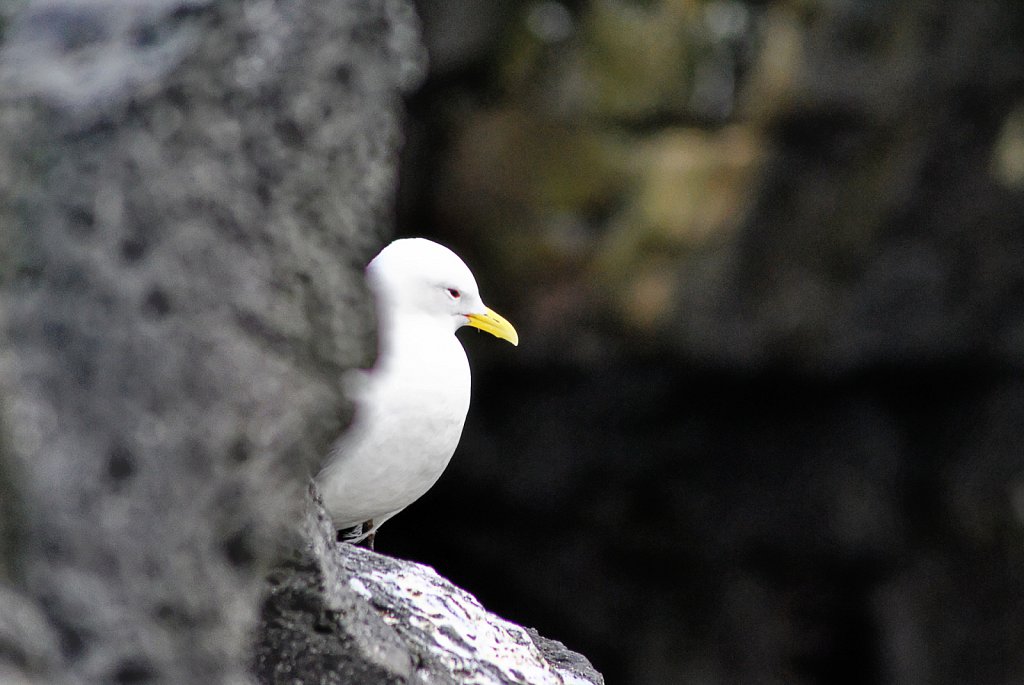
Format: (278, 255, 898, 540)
(359, 519, 375, 550)
(335, 519, 376, 548)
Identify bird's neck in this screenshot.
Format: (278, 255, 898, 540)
(377, 311, 467, 375)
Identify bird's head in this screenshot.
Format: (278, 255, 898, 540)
(367, 238, 519, 346)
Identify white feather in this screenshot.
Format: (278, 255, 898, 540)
(317, 238, 508, 540)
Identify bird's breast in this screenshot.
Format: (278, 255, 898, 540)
(381, 334, 472, 457)
(320, 329, 472, 522)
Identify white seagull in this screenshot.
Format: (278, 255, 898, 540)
(317, 238, 519, 546)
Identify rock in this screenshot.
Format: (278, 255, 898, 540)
(0, 2, 605, 683)
(0, 0, 423, 682)
(254, 487, 604, 685)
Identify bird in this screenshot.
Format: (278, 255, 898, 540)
(316, 238, 518, 547)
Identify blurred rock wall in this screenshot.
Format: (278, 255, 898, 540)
(388, 2, 1024, 684)
(0, 0, 421, 682)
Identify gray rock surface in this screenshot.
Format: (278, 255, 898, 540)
(0, 3, 604, 683)
(0, 0, 423, 682)
(254, 487, 604, 685)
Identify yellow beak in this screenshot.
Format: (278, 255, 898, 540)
(465, 307, 519, 346)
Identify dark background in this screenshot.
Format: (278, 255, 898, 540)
(381, 2, 1024, 684)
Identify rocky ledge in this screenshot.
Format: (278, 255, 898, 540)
(254, 490, 603, 685)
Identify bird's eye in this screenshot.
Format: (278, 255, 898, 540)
(446, 288, 461, 300)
